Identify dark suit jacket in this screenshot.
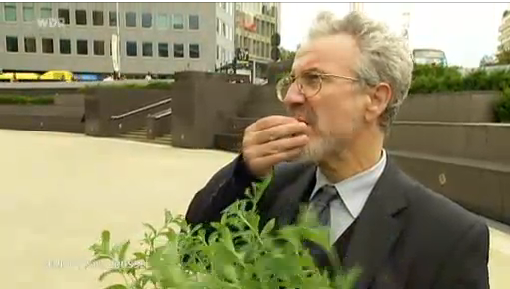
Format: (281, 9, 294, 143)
(185, 154, 490, 289)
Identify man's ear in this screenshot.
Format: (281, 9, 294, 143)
(365, 83, 392, 122)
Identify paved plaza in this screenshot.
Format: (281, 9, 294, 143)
(1, 129, 509, 288)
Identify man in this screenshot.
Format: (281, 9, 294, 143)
(185, 11, 489, 289)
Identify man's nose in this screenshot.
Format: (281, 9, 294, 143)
(283, 84, 306, 107)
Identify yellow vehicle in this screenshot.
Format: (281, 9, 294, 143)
(39, 70, 74, 82)
(0, 72, 41, 82)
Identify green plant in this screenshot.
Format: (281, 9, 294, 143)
(0, 95, 54, 105)
(495, 88, 510, 122)
(88, 178, 360, 289)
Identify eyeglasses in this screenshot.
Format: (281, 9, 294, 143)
(275, 72, 359, 102)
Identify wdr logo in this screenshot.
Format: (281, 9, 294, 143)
(37, 18, 66, 28)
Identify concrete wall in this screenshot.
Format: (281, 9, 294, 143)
(396, 91, 500, 122)
(0, 88, 85, 133)
(386, 122, 510, 165)
(389, 151, 510, 225)
(170, 71, 254, 148)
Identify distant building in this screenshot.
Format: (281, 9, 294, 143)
(498, 6, 510, 53)
(0, 2, 235, 77)
(234, 2, 280, 64)
(349, 3, 364, 12)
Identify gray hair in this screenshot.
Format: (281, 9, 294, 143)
(307, 11, 414, 130)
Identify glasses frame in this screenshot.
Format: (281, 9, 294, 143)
(276, 72, 359, 102)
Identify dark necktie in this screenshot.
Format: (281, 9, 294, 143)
(309, 185, 339, 226)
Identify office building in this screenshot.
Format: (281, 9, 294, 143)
(0, 2, 235, 77)
(234, 2, 280, 64)
(499, 6, 510, 53)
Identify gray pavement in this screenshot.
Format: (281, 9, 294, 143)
(1, 129, 509, 288)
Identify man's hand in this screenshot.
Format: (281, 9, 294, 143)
(242, 116, 310, 178)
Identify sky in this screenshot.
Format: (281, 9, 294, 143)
(280, 3, 508, 68)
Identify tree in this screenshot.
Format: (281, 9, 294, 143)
(479, 54, 497, 67)
(496, 47, 510, 65)
(279, 48, 296, 61)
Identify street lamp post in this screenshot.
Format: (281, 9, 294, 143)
(110, 2, 121, 79)
(116, 2, 121, 76)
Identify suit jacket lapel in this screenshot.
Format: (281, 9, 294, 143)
(342, 158, 408, 289)
(266, 162, 317, 227)
(264, 162, 335, 269)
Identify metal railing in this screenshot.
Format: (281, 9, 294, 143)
(110, 98, 171, 120)
(149, 107, 172, 120)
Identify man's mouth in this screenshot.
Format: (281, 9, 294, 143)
(295, 117, 309, 125)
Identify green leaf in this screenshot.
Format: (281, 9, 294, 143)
(101, 230, 111, 254)
(133, 252, 146, 261)
(103, 284, 127, 289)
(118, 240, 130, 262)
(261, 218, 276, 236)
(164, 209, 173, 225)
(143, 223, 157, 235)
(99, 268, 122, 281)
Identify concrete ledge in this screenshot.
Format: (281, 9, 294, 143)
(387, 121, 510, 165)
(389, 150, 510, 225)
(0, 115, 84, 133)
(396, 91, 500, 122)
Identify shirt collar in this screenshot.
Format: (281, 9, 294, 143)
(310, 149, 387, 218)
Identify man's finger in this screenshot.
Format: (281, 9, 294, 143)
(252, 122, 308, 144)
(257, 134, 309, 157)
(250, 147, 304, 169)
(249, 115, 298, 131)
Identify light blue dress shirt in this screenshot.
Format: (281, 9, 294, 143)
(309, 150, 387, 244)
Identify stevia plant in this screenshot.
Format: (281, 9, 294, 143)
(88, 178, 360, 289)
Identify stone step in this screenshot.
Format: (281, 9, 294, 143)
(118, 135, 172, 146)
(123, 130, 146, 136)
(214, 133, 242, 153)
(118, 127, 171, 146)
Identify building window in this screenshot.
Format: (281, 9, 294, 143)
(142, 42, 152, 57)
(93, 11, 104, 26)
(40, 3, 52, 19)
(189, 44, 200, 59)
(158, 43, 168, 57)
(222, 22, 226, 38)
(156, 13, 168, 29)
(109, 11, 117, 26)
(60, 39, 71, 54)
(75, 9, 87, 25)
(173, 14, 184, 30)
(58, 9, 70, 24)
(77, 40, 88, 55)
(94, 40, 105, 55)
(126, 41, 137, 56)
(4, 3, 17, 22)
(42, 38, 54, 53)
(23, 3, 35, 22)
(142, 12, 152, 28)
(6, 36, 18, 52)
(216, 45, 219, 60)
(173, 43, 184, 58)
(126, 12, 136, 27)
(189, 14, 199, 30)
(24, 37, 36, 53)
